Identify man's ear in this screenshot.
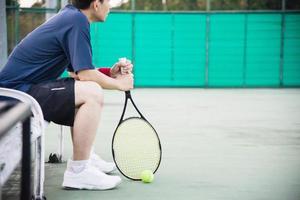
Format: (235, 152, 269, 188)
(92, 0, 100, 11)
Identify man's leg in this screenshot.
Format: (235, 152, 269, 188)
(70, 105, 116, 174)
(27, 78, 121, 190)
(72, 81, 103, 160)
(63, 81, 121, 190)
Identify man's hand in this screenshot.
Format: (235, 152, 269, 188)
(116, 73, 134, 91)
(110, 58, 133, 78)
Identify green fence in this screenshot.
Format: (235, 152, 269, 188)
(5, 7, 300, 88)
(90, 11, 300, 87)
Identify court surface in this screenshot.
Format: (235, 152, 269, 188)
(4, 88, 300, 200)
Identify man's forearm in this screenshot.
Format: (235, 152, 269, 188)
(77, 69, 120, 90)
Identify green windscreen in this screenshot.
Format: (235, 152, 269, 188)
(90, 13, 133, 67)
(134, 14, 172, 86)
(283, 14, 300, 86)
(246, 14, 281, 87)
(90, 12, 300, 87)
(208, 14, 245, 87)
(173, 14, 206, 87)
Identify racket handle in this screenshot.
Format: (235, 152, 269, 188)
(125, 91, 131, 98)
(121, 67, 126, 75)
(119, 57, 127, 75)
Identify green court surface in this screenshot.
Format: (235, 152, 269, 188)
(3, 89, 300, 200)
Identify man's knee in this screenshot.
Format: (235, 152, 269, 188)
(75, 81, 103, 106)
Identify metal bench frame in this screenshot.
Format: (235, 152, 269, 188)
(0, 88, 46, 200)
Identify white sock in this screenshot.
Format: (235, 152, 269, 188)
(68, 159, 89, 174)
(90, 147, 95, 158)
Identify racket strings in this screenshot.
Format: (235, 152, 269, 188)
(113, 118, 161, 179)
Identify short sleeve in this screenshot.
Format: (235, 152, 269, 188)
(64, 18, 94, 73)
(66, 63, 74, 72)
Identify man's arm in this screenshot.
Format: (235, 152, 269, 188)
(77, 69, 133, 91)
(69, 68, 111, 80)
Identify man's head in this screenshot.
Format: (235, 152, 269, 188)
(71, 0, 110, 22)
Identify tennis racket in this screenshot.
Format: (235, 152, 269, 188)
(112, 91, 162, 180)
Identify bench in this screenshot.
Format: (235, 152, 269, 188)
(0, 88, 46, 200)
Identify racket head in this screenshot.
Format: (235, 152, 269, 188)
(112, 117, 162, 180)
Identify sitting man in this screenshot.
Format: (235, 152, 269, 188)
(0, 0, 133, 190)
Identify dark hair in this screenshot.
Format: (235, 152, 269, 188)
(71, 0, 104, 9)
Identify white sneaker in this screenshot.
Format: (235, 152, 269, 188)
(90, 152, 116, 174)
(62, 160, 121, 190)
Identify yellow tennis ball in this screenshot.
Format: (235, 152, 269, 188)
(141, 170, 154, 183)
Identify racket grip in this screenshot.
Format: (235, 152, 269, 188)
(119, 57, 127, 75)
(125, 91, 131, 97)
(121, 67, 126, 75)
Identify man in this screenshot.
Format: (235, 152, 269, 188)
(0, 0, 133, 190)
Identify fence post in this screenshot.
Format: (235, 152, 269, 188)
(171, 13, 175, 81)
(61, 0, 68, 8)
(131, 0, 136, 75)
(205, 14, 210, 87)
(162, 0, 167, 11)
(14, 3, 20, 46)
(279, 0, 286, 87)
(131, 0, 135, 10)
(46, 0, 57, 20)
(206, 0, 210, 11)
(243, 14, 248, 87)
(0, 0, 8, 69)
(205, 0, 211, 87)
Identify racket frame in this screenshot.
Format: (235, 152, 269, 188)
(111, 91, 162, 181)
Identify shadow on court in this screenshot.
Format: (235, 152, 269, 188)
(3, 89, 300, 200)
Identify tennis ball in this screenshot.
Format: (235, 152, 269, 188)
(140, 170, 154, 183)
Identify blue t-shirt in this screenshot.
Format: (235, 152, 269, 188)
(0, 4, 94, 92)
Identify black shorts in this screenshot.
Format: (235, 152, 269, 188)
(27, 78, 75, 126)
